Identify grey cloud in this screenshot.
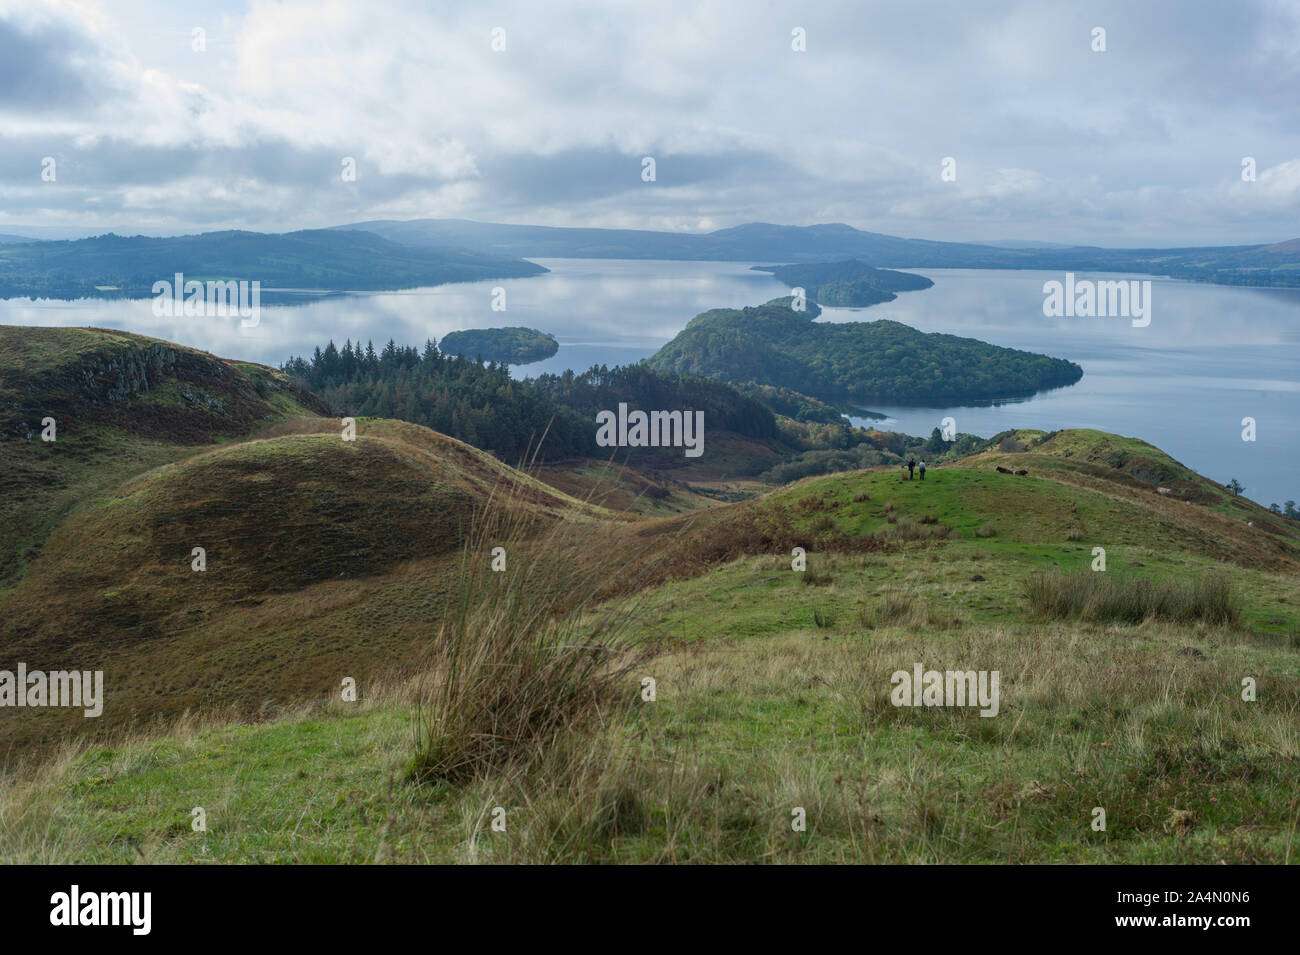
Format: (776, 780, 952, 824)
(0, 0, 1298, 245)
(0, 14, 99, 109)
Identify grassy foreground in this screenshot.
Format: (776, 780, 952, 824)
(3, 537, 1296, 863)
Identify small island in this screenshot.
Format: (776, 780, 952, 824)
(752, 260, 934, 307)
(439, 327, 559, 365)
(646, 298, 1083, 403)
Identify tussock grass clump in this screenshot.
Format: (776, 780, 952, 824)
(660, 500, 887, 573)
(874, 517, 954, 542)
(1027, 570, 1240, 625)
(975, 523, 997, 538)
(410, 482, 655, 786)
(872, 588, 916, 626)
(801, 570, 834, 587)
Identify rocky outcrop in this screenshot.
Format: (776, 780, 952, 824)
(70, 342, 222, 404)
(6, 335, 327, 443)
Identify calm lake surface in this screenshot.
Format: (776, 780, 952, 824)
(3, 260, 1297, 507)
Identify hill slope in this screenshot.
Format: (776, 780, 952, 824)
(2, 427, 1296, 863)
(0, 415, 598, 752)
(0, 328, 604, 753)
(0, 326, 330, 585)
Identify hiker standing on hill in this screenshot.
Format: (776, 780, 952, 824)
(907, 457, 916, 480)
(919, 460, 927, 481)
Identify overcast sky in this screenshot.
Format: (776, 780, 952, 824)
(2, 0, 1299, 246)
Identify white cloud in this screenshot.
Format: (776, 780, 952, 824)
(0, 0, 1297, 244)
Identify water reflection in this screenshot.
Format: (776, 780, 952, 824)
(3, 262, 1298, 506)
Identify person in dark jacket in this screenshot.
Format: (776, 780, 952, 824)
(907, 457, 916, 480)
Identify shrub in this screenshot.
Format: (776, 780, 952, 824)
(873, 588, 915, 626)
(1026, 571, 1240, 626)
(875, 518, 954, 542)
(410, 488, 654, 785)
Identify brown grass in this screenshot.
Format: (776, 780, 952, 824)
(409, 482, 662, 784)
(1027, 570, 1241, 626)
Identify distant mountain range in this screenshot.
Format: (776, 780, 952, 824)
(2, 220, 1298, 297)
(337, 218, 1300, 287)
(0, 229, 546, 299)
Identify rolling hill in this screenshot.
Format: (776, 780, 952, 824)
(1, 327, 1296, 864)
(0, 327, 599, 751)
(0, 326, 329, 586)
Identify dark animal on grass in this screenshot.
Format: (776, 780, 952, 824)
(995, 466, 1012, 474)
(1015, 469, 1029, 476)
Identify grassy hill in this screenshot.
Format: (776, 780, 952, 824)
(0, 326, 330, 586)
(0, 414, 602, 753)
(0, 329, 601, 752)
(1, 329, 1296, 863)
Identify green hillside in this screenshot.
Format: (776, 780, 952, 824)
(0, 326, 328, 586)
(4, 435, 1296, 863)
(1, 329, 1296, 864)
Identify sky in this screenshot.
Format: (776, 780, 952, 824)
(2, 0, 1299, 246)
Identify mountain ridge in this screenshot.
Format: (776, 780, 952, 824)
(333, 217, 1300, 287)
(0, 228, 547, 299)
